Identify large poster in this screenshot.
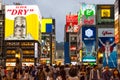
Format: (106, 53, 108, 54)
(82, 3, 96, 25)
(82, 26, 96, 62)
(66, 14, 80, 33)
(41, 34, 51, 58)
(5, 5, 41, 41)
(98, 28, 117, 68)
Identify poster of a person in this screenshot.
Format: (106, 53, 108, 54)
(68, 23, 74, 32)
(99, 39, 115, 65)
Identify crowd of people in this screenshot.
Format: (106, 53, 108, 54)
(0, 64, 120, 80)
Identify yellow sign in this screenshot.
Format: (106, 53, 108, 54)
(41, 19, 52, 32)
(5, 5, 42, 41)
(101, 9, 110, 17)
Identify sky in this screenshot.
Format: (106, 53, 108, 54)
(2, 0, 115, 42)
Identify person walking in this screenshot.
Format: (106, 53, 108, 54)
(89, 65, 100, 80)
(102, 66, 112, 80)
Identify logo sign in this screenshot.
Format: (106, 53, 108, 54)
(85, 29, 93, 38)
(84, 9, 94, 19)
(82, 3, 96, 25)
(82, 26, 96, 41)
(98, 28, 114, 37)
(101, 9, 110, 18)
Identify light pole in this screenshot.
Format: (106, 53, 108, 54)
(15, 47, 22, 68)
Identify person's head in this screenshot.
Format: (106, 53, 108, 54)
(69, 67, 78, 77)
(69, 22, 73, 26)
(105, 41, 110, 45)
(112, 68, 120, 78)
(105, 66, 109, 71)
(93, 65, 98, 70)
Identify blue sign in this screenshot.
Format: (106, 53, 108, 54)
(64, 42, 70, 64)
(82, 26, 96, 63)
(82, 26, 96, 41)
(98, 37, 117, 68)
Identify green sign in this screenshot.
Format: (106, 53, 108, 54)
(84, 9, 94, 19)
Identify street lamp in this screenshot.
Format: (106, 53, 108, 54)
(15, 48, 22, 68)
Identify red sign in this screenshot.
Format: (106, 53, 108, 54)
(7, 6, 34, 15)
(70, 46, 76, 51)
(115, 34, 119, 43)
(84, 19, 94, 25)
(66, 15, 79, 32)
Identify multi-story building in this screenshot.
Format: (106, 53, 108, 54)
(114, 0, 120, 67)
(64, 14, 79, 64)
(96, 5, 116, 68)
(41, 18, 56, 64)
(4, 5, 42, 67)
(0, 2, 5, 66)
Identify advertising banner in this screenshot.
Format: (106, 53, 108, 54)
(82, 26, 96, 62)
(82, 3, 96, 25)
(41, 34, 51, 58)
(66, 14, 80, 33)
(98, 28, 117, 68)
(5, 5, 41, 41)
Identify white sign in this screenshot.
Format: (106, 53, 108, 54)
(34, 43, 38, 58)
(98, 28, 114, 37)
(85, 29, 93, 38)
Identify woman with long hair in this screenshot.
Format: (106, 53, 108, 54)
(110, 68, 120, 80)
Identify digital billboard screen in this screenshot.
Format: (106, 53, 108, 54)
(5, 5, 41, 41)
(66, 14, 80, 33)
(82, 26, 96, 63)
(82, 3, 96, 25)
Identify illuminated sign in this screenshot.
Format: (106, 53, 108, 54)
(98, 28, 114, 37)
(101, 9, 110, 18)
(66, 14, 79, 33)
(82, 26, 96, 41)
(5, 5, 41, 41)
(70, 46, 76, 51)
(82, 26, 96, 63)
(82, 3, 96, 25)
(41, 18, 53, 33)
(85, 29, 93, 38)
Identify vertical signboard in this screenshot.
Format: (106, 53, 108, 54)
(114, 0, 120, 43)
(98, 28, 117, 68)
(82, 26, 96, 62)
(34, 43, 38, 58)
(41, 34, 51, 58)
(82, 3, 96, 25)
(66, 14, 79, 33)
(64, 42, 70, 64)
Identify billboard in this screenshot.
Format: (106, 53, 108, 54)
(98, 28, 117, 68)
(66, 14, 80, 33)
(82, 26, 96, 62)
(41, 18, 53, 33)
(82, 3, 96, 25)
(5, 5, 41, 41)
(97, 5, 114, 24)
(41, 34, 51, 58)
